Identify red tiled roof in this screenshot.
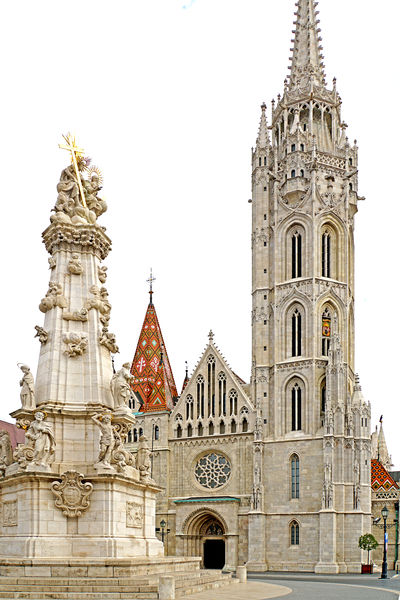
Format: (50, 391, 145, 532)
(0, 420, 25, 448)
(130, 301, 178, 413)
(371, 459, 399, 492)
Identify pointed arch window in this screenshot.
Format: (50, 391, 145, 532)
(291, 309, 302, 357)
(290, 455, 300, 499)
(209, 422, 214, 435)
(321, 380, 326, 414)
(186, 395, 194, 420)
(218, 372, 227, 417)
(198, 422, 203, 436)
(207, 356, 216, 417)
(290, 520, 300, 545)
(241, 418, 248, 433)
(196, 376, 205, 419)
(291, 384, 302, 431)
(187, 424, 192, 437)
(154, 425, 160, 440)
(176, 424, 182, 438)
(133, 429, 138, 443)
(322, 308, 331, 356)
(219, 420, 225, 434)
(231, 419, 236, 433)
(291, 231, 302, 278)
(229, 390, 238, 416)
(322, 230, 331, 278)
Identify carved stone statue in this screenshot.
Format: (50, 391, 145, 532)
(82, 172, 107, 218)
(68, 253, 83, 275)
(34, 325, 48, 345)
(110, 363, 133, 409)
(62, 308, 88, 322)
(52, 162, 97, 226)
(25, 411, 56, 470)
(0, 431, 13, 477)
(92, 412, 115, 468)
(39, 281, 67, 313)
(111, 429, 135, 472)
(86, 285, 111, 325)
(48, 256, 56, 270)
(137, 435, 152, 482)
(18, 364, 35, 410)
(63, 332, 88, 358)
(99, 328, 119, 354)
(98, 265, 108, 284)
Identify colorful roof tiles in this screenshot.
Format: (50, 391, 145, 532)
(371, 459, 399, 493)
(130, 300, 178, 413)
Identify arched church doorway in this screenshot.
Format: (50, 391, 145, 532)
(183, 511, 226, 569)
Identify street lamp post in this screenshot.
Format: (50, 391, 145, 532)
(155, 519, 170, 545)
(381, 506, 389, 579)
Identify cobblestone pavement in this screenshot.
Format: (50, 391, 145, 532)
(248, 572, 400, 599)
(183, 581, 291, 600)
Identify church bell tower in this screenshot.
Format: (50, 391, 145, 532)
(248, 0, 371, 573)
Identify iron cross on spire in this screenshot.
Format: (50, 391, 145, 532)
(147, 269, 156, 304)
(58, 133, 87, 208)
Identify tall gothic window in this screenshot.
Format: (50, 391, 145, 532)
(322, 230, 331, 277)
(187, 423, 192, 437)
(291, 309, 302, 356)
(218, 373, 227, 416)
(207, 356, 216, 417)
(322, 308, 331, 356)
(186, 396, 193, 420)
(198, 422, 203, 436)
(290, 454, 300, 498)
(290, 520, 300, 545)
(197, 376, 204, 418)
(176, 424, 182, 438)
(229, 390, 238, 416)
(321, 380, 326, 414)
(291, 231, 302, 278)
(291, 384, 302, 431)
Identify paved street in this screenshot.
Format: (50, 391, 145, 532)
(248, 572, 400, 599)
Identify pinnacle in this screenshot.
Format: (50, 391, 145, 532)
(256, 102, 269, 148)
(288, 0, 326, 91)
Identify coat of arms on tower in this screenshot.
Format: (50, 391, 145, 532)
(51, 471, 93, 517)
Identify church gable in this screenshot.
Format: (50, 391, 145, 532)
(171, 332, 253, 439)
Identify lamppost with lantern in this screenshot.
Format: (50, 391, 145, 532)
(156, 519, 170, 545)
(373, 505, 397, 579)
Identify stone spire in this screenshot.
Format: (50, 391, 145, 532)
(377, 418, 393, 471)
(256, 103, 269, 148)
(288, 0, 326, 90)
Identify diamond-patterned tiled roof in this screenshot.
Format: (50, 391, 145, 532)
(371, 459, 399, 492)
(130, 301, 178, 413)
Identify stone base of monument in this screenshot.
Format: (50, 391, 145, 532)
(0, 557, 236, 599)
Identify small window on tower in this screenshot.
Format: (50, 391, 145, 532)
(291, 144, 296, 152)
(300, 169, 304, 177)
(264, 157, 267, 165)
(349, 183, 353, 191)
(349, 158, 353, 166)
(300, 144, 305, 151)
(264, 295, 267, 300)
(259, 157, 262, 166)
(264, 214, 267, 220)
(264, 186, 267, 191)
(291, 170, 296, 178)
(303, 124, 307, 131)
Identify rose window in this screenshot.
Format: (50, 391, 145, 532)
(194, 453, 231, 489)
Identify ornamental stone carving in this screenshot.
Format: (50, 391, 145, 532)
(111, 429, 136, 472)
(34, 325, 48, 345)
(42, 222, 112, 261)
(99, 328, 119, 354)
(63, 332, 88, 357)
(98, 265, 108, 283)
(110, 363, 133, 409)
(18, 364, 36, 410)
(137, 435, 152, 482)
(0, 431, 13, 477)
(15, 411, 56, 471)
(48, 256, 56, 270)
(2, 500, 17, 526)
(51, 471, 93, 517)
(39, 281, 67, 313)
(126, 501, 143, 528)
(86, 285, 111, 326)
(68, 253, 83, 275)
(194, 452, 231, 489)
(62, 307, 88, 322)
(92, 412, 115, 468)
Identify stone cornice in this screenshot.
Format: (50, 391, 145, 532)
(42, 222, 112, 260)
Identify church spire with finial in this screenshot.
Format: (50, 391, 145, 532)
(256, 102, 269, 149)
(147, 268, 156, 305)
(288, 0, 326, 90)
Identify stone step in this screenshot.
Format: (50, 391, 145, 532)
(0, 594, 157, 599)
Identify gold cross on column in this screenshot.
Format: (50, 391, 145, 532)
(58, 133, 87, 207)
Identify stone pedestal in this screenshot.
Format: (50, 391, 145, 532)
(246, 512, 268, 571)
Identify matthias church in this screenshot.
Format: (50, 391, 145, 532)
(127, 0, 374, 573)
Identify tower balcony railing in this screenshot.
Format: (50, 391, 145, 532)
(280, 176, 308, 202)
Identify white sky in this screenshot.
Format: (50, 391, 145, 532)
(1, 0, 399, 466)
